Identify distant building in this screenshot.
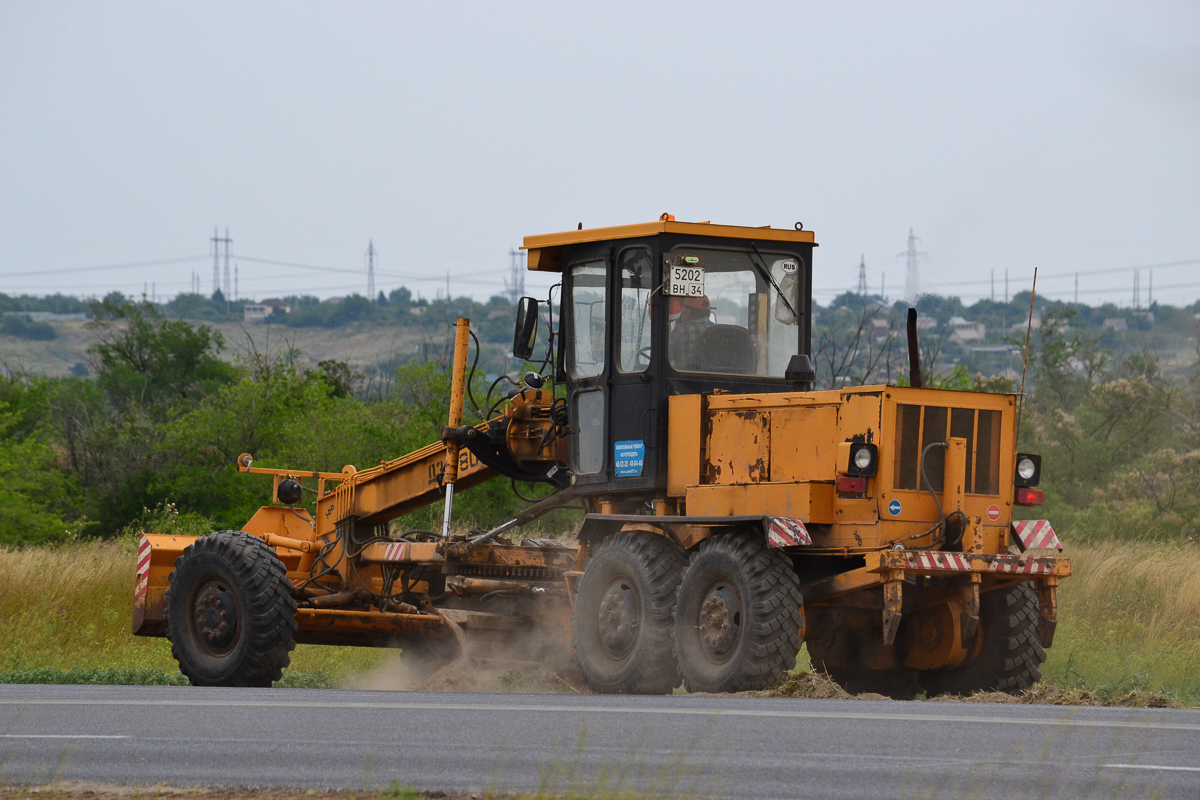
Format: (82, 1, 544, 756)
(915, 317, 938, 331)
(1103, 318, 1128, 332)
(1011, 314, 1042, 333)
(243, 298, 290, 324)
(243, 305, 270, 323)
(947, 317, 986, 343)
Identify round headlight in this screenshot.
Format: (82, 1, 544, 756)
(1017, 456, 1036, 481)
(854, 447, 874, 470)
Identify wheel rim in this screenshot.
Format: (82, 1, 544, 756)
(192, 579, 241, 656)
(696, 580, 742, 664)
(595, 577, 640, 659)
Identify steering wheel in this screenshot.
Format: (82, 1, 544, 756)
(636, 346, 652, 366)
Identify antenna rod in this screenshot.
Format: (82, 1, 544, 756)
(1015, 268, 1038, 449)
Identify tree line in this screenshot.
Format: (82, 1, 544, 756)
(0, 298, 534, 544)
(3, 295, 1199, 545)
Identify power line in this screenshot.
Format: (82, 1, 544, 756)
(0, 255, 209, 279)
(925, 257, 1200, 290)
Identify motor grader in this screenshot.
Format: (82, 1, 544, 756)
(133, 217, 1069, 696)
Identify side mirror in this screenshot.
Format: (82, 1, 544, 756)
(512, 297, 540, 360)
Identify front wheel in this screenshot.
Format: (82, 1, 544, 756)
(572, 532, 687, 694)
(166, 530, 298, 687)
(919, 582, 1046, 696)
(673, 535, 803, 693)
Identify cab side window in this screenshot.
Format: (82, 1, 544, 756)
(617, 248, 654, 373)
(569, 261, 607, 378)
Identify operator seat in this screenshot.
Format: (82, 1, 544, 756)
(698, 324, 755, 374)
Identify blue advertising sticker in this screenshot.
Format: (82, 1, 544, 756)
(888, 499, 902, 516)
(613, 440, 646, 478)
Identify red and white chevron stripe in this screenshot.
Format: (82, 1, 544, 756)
(382, 542, 409, 562)
(902, 550, 972, 572)
(1011, 520, 1062, 552)
(766, 517, 812, 548)
(134, 534, 151, 604)
(982, 554, 1054, 575)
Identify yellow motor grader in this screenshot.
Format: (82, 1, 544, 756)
(133, 218, 1069, 696)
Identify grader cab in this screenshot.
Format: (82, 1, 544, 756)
(134, 218, 1069, 696)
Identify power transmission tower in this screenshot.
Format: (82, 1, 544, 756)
(211, 227, 220, 294)
(504, 249, 526, 305)
(856, 255, 868, 296)
(211, 227, 232, 297)
(898, 229, 926, 304)
(366, 240, 376, 302)
(234, 264, 239, 301)
(223, 227, 232, 298)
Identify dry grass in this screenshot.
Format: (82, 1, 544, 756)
(0, 783, 441, 799)
(1041, 539, 1200, 704)
(0, 538, 386, 685)
(2, 538, 1198, 705)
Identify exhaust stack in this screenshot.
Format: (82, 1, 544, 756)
(906, 308, 923, 388)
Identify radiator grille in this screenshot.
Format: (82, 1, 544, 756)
(893, 404, 1001, 495)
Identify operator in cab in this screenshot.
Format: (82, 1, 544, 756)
(668, 295, 716, 372)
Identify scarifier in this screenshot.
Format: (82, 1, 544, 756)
(133, 217, 1070, 696)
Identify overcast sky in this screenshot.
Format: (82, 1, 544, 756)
(2, 2, 1198, 308)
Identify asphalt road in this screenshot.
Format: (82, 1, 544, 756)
(1, 684, 1198, 799)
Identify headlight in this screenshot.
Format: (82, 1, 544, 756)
(1014, 453, 1041, 487)
(840, 442, 878, 477)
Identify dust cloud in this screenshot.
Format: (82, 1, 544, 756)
(342, 610, 586, 694)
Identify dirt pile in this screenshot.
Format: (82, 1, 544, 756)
(758, 670, 887, 701)
(932, 683, 1185, 708)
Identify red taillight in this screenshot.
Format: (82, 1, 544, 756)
(836, 476, 867, 494)
(1015, 487, 1044, 506)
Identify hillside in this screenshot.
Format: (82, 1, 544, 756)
(0, 319, 428, 379)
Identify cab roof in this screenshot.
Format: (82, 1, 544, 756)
(521, 218, 818, 272)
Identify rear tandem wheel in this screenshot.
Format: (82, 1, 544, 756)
(673, 534, 803, 693)
(571, 531, 687, 694)
(166, 530, 298, 687)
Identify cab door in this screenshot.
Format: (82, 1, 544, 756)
(564, 257, 610, 486)
(607, 245, 658, 490)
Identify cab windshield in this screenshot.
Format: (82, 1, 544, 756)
(667, 246, 801, 377)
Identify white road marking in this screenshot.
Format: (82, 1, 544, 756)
(0, 734, 127, 739)
(1, 697, 1198, 733)
(1103, 763, 1200, 772)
